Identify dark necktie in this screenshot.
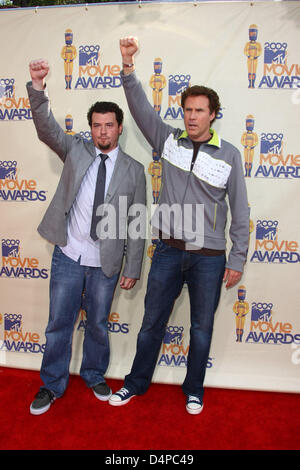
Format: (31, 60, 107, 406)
(90, 153, 108, 241)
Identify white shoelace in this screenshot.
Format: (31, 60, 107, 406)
(188, 395, 201, 403)
(118, 387, 130, 397)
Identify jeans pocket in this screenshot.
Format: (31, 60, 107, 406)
(50, 245, 61, 273)
(155, 239, 171, 254)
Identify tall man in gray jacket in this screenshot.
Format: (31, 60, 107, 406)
(109, 37, 249, 414)
(27, 59, 146, 415)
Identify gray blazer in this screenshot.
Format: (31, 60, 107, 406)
(27, 82, 146, 279)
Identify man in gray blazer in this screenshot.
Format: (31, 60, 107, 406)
(27, 59, 146, 415)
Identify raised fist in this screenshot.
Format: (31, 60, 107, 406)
(29, 59, 50, 82)
(119, 37, 139, 61)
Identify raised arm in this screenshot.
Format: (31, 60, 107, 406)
(119, 36, 138, 75)
(119, 37, 174, 156)
(27, 59, 71, 162)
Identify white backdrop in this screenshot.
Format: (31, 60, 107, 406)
(0, 1, 300, 393)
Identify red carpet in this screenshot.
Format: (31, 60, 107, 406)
(0, 366, 299, 451)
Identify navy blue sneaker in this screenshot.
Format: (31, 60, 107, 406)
(109, 387, 136, 406)
(186, 395, 203, 415)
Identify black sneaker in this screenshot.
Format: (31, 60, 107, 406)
(30, 388, 56, 415)
(92, 382, 112, 401)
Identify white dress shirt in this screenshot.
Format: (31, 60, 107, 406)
(60, 146, 119, 267)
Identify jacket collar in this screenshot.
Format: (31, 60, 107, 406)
(177, 128, 221, 148)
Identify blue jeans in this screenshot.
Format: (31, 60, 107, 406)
(40, 246, 119, 397)
(124, 240, 225, 402)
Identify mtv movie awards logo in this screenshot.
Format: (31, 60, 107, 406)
(0, 239, 49, 280)
(60, 29, 121, 90)
(241, 117, 300, 179)
(0, 160, 46, 202)
(0, 78, 32, 121)
(148, 59, 223, 121)
(77, 309, 129, 335)
(233, 286, 300, 345)
(250, 219, 300, 264)
(158, 325, 189, 367)
(256, 132, 300, 179)
(157, 325, 213, 368)
(164, 73, 190, 120)
(244, 25, 300, 89)
(0, 313, 45, 354)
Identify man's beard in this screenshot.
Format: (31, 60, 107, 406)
(98, 142, 111, 151)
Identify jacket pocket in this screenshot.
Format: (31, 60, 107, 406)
(205, 202, 227, 238)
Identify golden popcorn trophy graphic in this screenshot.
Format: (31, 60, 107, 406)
(241, 115, 258, 177)
(244, 25, 262, 89)
(61, 29, 77, 90)
(148, 150, 162, 204)
(64, 114, 76, 135)
(149, 58, 166, 115)
(233, 286, 249, 342)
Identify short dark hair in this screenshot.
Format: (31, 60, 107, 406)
(181, 86, 221, 124)
(87, 101, 124, 127)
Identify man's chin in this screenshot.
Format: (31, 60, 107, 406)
(98, 143, 111, 151)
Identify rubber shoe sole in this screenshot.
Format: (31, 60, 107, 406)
(186, 402, 204, 415)
(93, 388, 112, 401)
(109, 393, 136, 407)
(30, 398, 55, 415)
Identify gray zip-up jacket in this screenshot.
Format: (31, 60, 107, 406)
(122, 71, 249, 273)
